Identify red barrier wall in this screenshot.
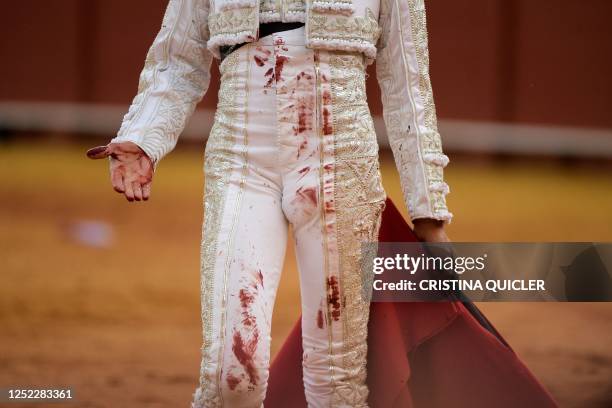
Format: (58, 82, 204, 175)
(1, 0, 610, 128)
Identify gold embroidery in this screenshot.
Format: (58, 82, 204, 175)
(308, 7, 381, 48)
(260, 0, 277, 13)
(196, 49, 241, 407)
(208, 6, 258, 37)
(263, 0, 304, 13)
(311, 0, 354, 16)
(286, 0, 306, 13)
(314, 48, 338, 396)
(328, 52, 386, 407)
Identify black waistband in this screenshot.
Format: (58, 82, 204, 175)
(219, 21, 305, 61)
(258, 21, 304, 38)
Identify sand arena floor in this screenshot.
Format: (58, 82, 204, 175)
(1, 142, 611, 407)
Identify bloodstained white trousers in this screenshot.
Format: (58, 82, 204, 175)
(191, 25, 387, 408)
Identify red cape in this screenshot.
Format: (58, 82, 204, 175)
(264, 198, 558, 407)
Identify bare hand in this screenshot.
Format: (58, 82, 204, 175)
(86, 142, 153, 202)
(413, 218, 450, 242)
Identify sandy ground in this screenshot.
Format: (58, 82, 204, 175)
(1, 141, 611, 407)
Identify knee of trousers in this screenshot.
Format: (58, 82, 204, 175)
(191, 368, 269, 408)
(219, 366, 269, 408)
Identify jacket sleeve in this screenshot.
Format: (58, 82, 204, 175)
(375, 0, 452, 223)
(111, 0, 215, 166)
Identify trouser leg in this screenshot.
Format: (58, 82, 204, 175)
(215, 169, 287, 408)
(280, 47, 387, 407)
(192, 47, 288, 408)
(192, 26, 387, 407)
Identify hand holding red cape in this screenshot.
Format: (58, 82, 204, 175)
(264, 198, 558, 407)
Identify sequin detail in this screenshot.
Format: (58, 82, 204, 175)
(193, 49, 242, 408)
(328, 52, 386, 407)
(306, 7, 381, 59)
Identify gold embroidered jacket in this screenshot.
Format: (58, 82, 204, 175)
(112, 0, 453, 222)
